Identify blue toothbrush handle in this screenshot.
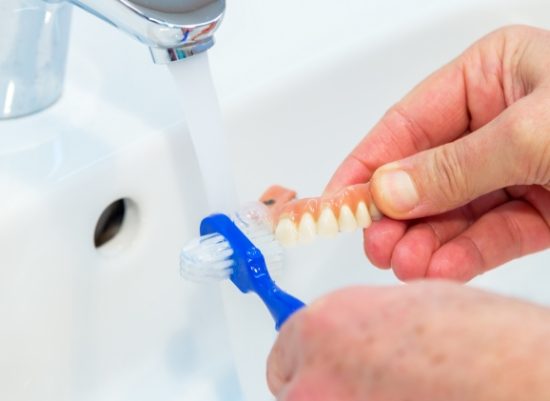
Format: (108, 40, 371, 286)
(257, 281, 305, 331)
(200, 213, 306, 331)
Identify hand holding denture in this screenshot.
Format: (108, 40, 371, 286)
(324, 26, 550, 282)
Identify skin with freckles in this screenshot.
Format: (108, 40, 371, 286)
(325, 25, 550, 281)
(267, 281, 550, 401)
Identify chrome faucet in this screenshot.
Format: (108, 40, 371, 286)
(0, 0, 225, 119)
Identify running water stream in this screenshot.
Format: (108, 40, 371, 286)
(168, 53, 239, 215)
(168, 53, 272, 401)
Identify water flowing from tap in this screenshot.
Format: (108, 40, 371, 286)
(167, 53, 239, 215)
(168, 54, 272, 401)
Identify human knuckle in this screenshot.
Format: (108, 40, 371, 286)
(506, 111, 535, 144)
(499, 211, 525, 256)
(267, 342, 284, 374)
(471, 26, 512, 58)
(492, 25, 536, 46)
(500, 24, 533, 36)
(504, 110, 549, 182)
(430, 144, 472, 205)
(266, 366, 281, 396)
(296, 306, 327, 341)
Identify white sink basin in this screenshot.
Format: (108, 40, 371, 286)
(1, 0, 549, 400)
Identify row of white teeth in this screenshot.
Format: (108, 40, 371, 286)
(274, 201, 381, 246)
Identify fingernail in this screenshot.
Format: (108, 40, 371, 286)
(376, 170, 419, 214)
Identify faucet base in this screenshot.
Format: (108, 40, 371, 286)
(0, 0, 72, 120)
(0, 77, 63, 120)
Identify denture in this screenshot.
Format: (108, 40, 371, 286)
(259, 183, 381, 247)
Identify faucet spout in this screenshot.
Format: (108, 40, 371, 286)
(69, 0, 225, 63)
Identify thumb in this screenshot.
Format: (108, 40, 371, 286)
(370, 100, 545, 219)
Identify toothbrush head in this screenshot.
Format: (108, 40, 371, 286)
(198, 213, 267, 294)
(180, 202, 283, 284)
(180, 202, 305, 330)
(179, 233, 235, 282)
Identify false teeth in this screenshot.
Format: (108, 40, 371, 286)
(266, 183, 382, 247)
(355, 201, 372, 228)
(298, 212, 317, 244)
(317, 208, 339, 237)
(275, 218, 298, 246)
(338, 205, 357, 232)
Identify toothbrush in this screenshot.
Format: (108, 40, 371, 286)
(180, 202, 305, 330)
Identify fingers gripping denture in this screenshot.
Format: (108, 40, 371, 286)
(259, 184, 382, 247)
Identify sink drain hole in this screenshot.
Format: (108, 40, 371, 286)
(94, 198, 138, 251)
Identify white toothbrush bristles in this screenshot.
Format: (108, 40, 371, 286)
(180, 202, 285, 283)
(233, 201, 284, 276)
(180, 233, 234, 282)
